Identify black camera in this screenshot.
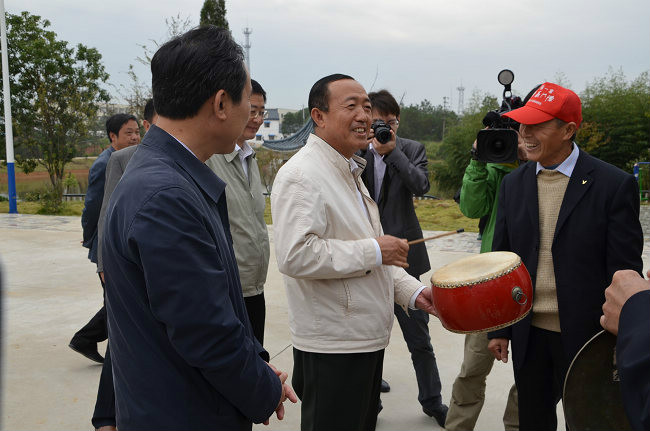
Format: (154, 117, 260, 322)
(475, 69, 524, 163)
(371, 120, 392, 144)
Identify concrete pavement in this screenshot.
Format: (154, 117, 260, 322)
(1, 213, 648, 430)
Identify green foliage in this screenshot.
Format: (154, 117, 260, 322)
(579, 69, 650, 171)
(37, 189, 66, 214)
(431, 92, 498, 196)
(1, 11, 110, 207)
(399, 100, 458, 142)
(281, 109, 309, 135)
(256, 148, 294, 192)
(63, 172, 79, 189)
(200, 0, 229, 29)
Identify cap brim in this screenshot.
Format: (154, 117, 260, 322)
(502, 105, 555, 125)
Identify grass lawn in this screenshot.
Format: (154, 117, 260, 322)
(2, 196, 478, 233)
(262, 197, 478, 232)
(0, 200, 84, 216)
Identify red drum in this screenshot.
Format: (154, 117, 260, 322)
(430, 251, 532, 333)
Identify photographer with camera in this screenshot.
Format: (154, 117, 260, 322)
(445, 77, 539, 431)
(358, 90, 448, 427)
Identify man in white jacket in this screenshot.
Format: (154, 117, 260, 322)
(272, 74, 437, 431)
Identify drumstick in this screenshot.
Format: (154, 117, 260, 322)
(407, 228, 465, 245)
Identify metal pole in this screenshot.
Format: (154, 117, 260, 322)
(0, 1, 17, 213)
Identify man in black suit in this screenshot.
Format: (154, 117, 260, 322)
(359, 89, 448, 426)
(487, 82, 643, 430)
(69, 113, 140, 363)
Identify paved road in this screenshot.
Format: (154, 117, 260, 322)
(2, 213, 649, 430)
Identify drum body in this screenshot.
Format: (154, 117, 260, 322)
(430, 251, 532, 333)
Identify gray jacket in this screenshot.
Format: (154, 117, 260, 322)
(206, 147, 270, 297)
(97, 145, 138, 273)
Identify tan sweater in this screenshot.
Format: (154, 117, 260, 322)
(531, 169, 570, 332)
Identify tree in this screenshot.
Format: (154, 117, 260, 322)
(0, 11, 110, 210)
(579, 68, 650, 171)
(281, 108, 309, 135)
(399, 99, 458, 142)
(200, 0, 229, 29)
(431, 92, 498, 196)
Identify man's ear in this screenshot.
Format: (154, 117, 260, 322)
(109, 132, 118, 144)
(311, 108, 325, 128)
(564, 122, 577, 140)
(212, 89, 229, 121)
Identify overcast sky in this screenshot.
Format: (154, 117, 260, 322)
(10, 0, 650, 112)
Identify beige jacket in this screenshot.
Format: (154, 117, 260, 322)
(271, 134, 422, 353)
(206, 147, 269, 297)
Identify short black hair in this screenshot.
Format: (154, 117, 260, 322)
(369, 90, 400, 117)
(251, 79, 266, 102)
(308, 73, 355, 112)
(143, 98, 156, 124)
(106, 114, 137, 141)
(151, 26, 247, 120)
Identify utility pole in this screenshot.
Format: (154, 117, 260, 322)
(243, 27, 252, 72)
(442, 96, 450, 139)
(456, 83, 465, 114)
(1, 0, 17, 213)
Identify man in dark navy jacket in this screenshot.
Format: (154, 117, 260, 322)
(601, 269, 650, 431)
(69, 113, 139, 364)
(103, 26, 294, 431)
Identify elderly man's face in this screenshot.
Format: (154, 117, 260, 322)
(519, 120, 573, 166)
(320, 79, 372, 158)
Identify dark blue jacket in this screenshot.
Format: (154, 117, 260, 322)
(82, 145, 114, 264)
(617, 289, 650, 431)
(489, 149, 643, 370)
(103, 125, 281, 431)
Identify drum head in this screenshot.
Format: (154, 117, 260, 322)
(563, 330, 632, 431)
(431, 251, 520, 287)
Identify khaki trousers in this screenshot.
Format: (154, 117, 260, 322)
(445, 332, 519, 431)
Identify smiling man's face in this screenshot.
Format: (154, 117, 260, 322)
(317, 79, 372, 158)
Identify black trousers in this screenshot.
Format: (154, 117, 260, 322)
(244, 292, 266, 346)
(92, 343, 115, 428)
(514, 326, 570, 431)
(292, 348, 384, 431)
(71, 274, 108, 346)
(393, 303, 443, 410)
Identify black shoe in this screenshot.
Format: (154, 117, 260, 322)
(380, 379, 390, 393)
(377, 398, 383, 415)
(423, 403, 449, 428)
(69, 341, 104, 363)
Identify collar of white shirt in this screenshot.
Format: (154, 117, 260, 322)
(535, 142, 579, 177)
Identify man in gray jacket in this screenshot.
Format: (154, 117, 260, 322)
(206, 79, 269, 345)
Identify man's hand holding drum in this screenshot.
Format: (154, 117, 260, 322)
(601, 269, 650, 335)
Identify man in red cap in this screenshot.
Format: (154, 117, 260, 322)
(487, 82, 643, 430)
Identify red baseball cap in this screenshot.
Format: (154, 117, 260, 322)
(502, 82, 582, 128)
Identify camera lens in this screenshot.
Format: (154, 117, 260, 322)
(372, 120, 392, 144)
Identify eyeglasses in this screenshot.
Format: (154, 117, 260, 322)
(386, 119, 399, 127)
(250, 110, 267, 119)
